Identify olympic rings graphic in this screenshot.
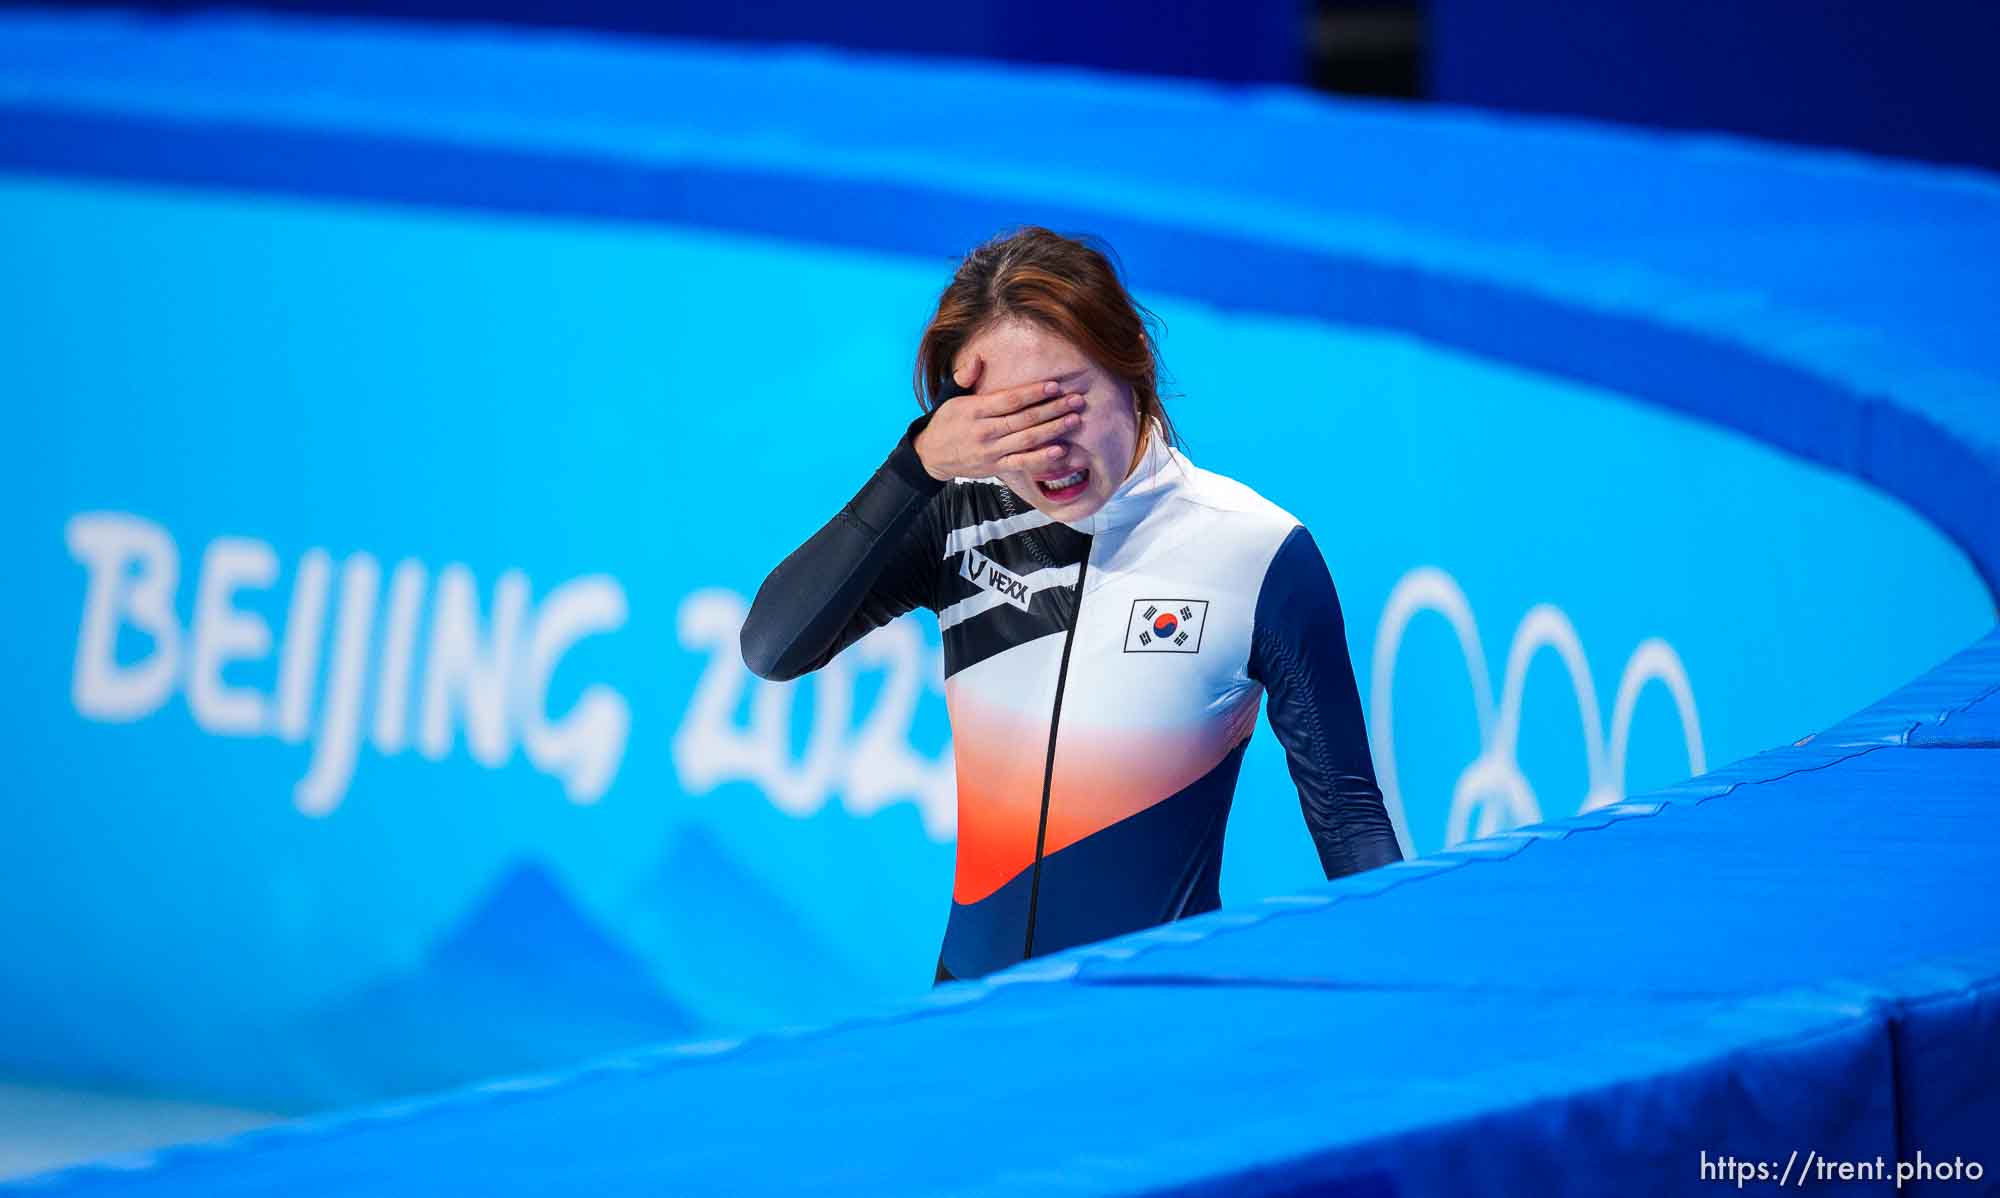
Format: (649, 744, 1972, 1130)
(1368, 567, 1705, 856)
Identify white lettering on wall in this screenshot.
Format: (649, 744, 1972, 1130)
(297, 552, 381, 816)
(188, 537, 278, 736)
(273, 548, 331, 744)
(419, 565, 528, 769)
(66, 512, 181, 722)
(519, 575, 631, 804)
(371, 559, 427, 755)
(671, 589, 956, 840)
(63, 512, 631, 817)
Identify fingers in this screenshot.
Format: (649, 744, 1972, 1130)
(975, 377, 1065, 418)
(996, 443, 1071, 474)
(990, 396, 1083, 452)
(951, 354, 984, 393)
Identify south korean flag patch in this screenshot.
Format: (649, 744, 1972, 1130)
(1125, 599, 1209, 653)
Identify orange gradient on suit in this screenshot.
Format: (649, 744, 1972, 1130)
(947, 680, 1260, 904)
(1043, 694, 1259, 861)
(944, 690, 1053, 903)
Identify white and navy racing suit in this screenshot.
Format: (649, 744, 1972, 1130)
(740, 410, 1403, 982)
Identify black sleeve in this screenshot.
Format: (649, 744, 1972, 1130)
(738, 414, 948, 681)
(1247, 526, 1406, 878)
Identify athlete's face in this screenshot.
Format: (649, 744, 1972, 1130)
(954, 317, 1143, 523)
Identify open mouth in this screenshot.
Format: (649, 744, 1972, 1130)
(1035, 468, 1090, 503)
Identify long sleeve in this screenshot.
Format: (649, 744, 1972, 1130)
(1247, 526, 1405, 878)
(738, 414, 948, 681)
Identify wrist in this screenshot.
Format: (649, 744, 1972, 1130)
(886, 412, 949, 491)
(910, 425, 938, 478)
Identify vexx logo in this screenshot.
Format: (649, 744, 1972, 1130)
(958, 547, 1036, 612)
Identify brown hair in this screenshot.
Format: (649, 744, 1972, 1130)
(913, 226, 1179, 448)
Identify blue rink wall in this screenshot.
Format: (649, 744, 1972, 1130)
(1, 9, 1997, 1122)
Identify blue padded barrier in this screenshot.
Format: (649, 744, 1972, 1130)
(1817, 629, 2000, 748)
(1057, 746, 2000, 997)
(1910, 693, 2000, 747)
(0, 979, 1903, 1197)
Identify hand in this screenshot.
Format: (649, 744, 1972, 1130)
(913, 356, 1084, 483)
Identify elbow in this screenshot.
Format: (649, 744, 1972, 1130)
(738, 567, 825, 682)
(737, 618, 803, 683)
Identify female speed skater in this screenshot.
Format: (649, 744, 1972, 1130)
(740, 226, 1403, 983)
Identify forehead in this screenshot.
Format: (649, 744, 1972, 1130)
(958, 318, 1092, 391)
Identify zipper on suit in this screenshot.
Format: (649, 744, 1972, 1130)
(1022, 544, 1090, 958)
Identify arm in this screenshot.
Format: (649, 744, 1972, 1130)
(741, 369, 1086, 679)
(738, 414, 946, 681)
(1248, 526, 1405, 878)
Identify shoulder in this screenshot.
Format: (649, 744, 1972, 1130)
(1160, 450, 1303, 555)
(1160, 454, 1346, 604)
(1167, 452, 1297, 524)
